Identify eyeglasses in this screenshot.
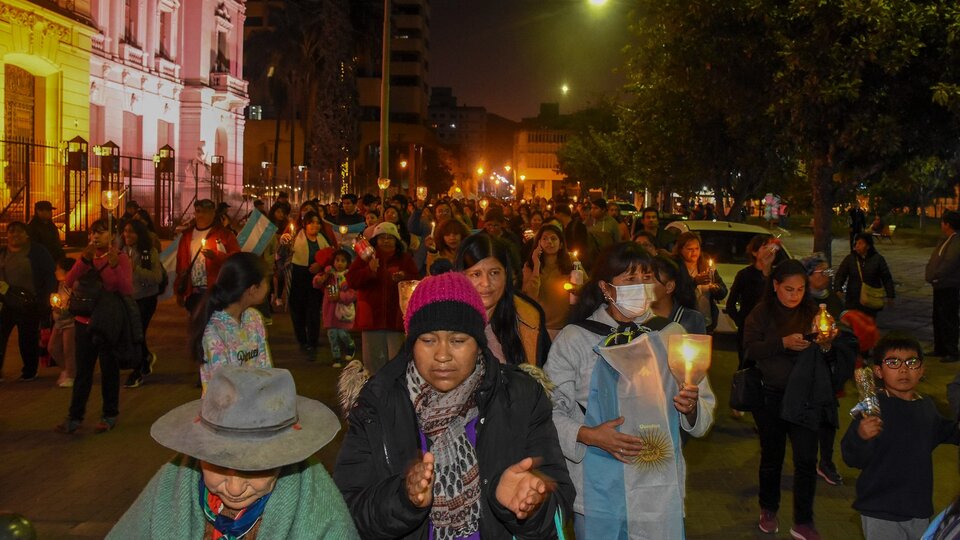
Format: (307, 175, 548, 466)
(881, 356, 922, 370)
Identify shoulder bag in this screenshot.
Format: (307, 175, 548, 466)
(730, 363, 763, 411)
(69, 263, 105, 316)
(856, 259, 885, 309)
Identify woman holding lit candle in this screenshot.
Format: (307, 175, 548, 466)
(545, 242, 716, 539)
(522, 224, 578, 339)
(743, 259, 853, 539)
(673, 231, 727, 333)
(422, 218, 469, 276)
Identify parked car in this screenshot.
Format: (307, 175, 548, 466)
(665, 220, 792, 333)
(610, 200, 639, 219)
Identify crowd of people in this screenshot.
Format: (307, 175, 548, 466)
(2, 192, 960, 540)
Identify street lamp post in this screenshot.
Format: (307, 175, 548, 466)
(400, 159, 408, 194)
(477, 167, 485, 195)
(378, 0, 391, 197)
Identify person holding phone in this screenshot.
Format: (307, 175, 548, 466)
(522, 224, 578, 339)
(743, 260, 847, 540)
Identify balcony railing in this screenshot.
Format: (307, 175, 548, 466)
(210, 72, 248, 97)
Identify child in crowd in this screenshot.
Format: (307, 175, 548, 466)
(320, 249, 356, 368)
(50, 257, 76, 388)
(842, 332, 960, 539)
(189, 252, 273, 395)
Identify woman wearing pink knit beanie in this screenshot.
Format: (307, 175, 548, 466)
(334, 272, 573, 539)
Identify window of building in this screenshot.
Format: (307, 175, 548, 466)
(391, 51, 420, 62)
(248, 105, 263, 120)
(395, 27, 421, 39)
(158, 10, 172, 59)
(157, 119, 174, 149)
(395, 4, 422, 15)
(124, 0, 139, 46)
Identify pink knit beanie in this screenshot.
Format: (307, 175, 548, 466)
(403, 272, 488, 348)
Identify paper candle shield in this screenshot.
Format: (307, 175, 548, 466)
(398, 280, 420, 317)
(667, 334, 712, 386)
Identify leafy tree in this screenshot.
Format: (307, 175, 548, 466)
(244, 0, 363, 181)
(619, 0, 960, 261)
(760, 0, 960, 262)
(620, 0, 795, 219)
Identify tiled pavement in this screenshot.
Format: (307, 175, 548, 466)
(0, 229, 957, 539)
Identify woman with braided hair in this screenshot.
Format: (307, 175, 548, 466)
(189, 252, 273, 395)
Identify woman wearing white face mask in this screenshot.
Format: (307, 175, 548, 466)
(545, 242, 717, 539)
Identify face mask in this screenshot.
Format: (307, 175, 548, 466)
(610, 283, 656, 319)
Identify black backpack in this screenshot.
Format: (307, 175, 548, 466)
(141, 249, 169, 295)
(69, 264, 104, 316)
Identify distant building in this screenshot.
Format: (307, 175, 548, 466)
(0, 0, 249, 238)
(515, 103, 572, 200)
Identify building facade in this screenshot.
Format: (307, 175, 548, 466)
(0, 0, 248, 239)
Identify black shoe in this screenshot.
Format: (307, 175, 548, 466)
(941, 355, 960, 363)
(17, 374, 38, 382)
(124, 374, 143, 388)
(817, 463, 843, 486)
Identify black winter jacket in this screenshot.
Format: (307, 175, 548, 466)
(333, 350, 574, 540)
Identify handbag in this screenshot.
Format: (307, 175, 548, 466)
(729, 365, 763, 411)
(0, 285, 37, 312)
(69, 264, 104, 316)
(856, 260, 885, 309)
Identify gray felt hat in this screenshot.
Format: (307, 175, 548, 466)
(151, 367, 340, 471)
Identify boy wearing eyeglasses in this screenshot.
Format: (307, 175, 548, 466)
(841, 332, 960, 539)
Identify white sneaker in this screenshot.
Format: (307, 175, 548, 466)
(58, 378, 74, 388)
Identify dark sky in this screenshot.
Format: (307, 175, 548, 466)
(429, 0, 632, 121)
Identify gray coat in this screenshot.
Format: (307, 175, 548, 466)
(926, 233, 960, 289)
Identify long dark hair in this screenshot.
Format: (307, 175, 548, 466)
(651, 253, 697, 309)
(524, 224, 573, 274)
(435, 218, 470, 255)
(672, 231, 704, 270)
(454, 234, 525, 365)
(190, 252, 268, 363)
(134, 209, 157, 232)
(124, 219, 155, 269)
(383, 206, 412, 245)
(571, 242, 652, 323)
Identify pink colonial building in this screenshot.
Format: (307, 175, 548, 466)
(89, 0, 249, 218)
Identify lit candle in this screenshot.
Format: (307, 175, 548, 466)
(50, 293, 61, 308)
(339, 225, 348, 235)
(430, 221, 436, 237)
(571, 250, 579, 261)
(667, 334, 712, 388)
(683, 342, 696, 386)
(201, 238, 207, 251)
(289, 223, 295, 234)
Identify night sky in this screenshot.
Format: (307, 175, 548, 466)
(429, 0, 632, 121)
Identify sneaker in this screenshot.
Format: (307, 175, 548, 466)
(817, 463, 843, 485)
(758, 509, 779, 534)
(332, 362, 343, 368)
(58, 378, 74, 388)
(142, 352, 157, 376)
(124, 374, 143, 388)
(345, 344, 356, 361)
(17, 374, 38, 382)
(55, 418, 81, 434)
(790, 523, 821, 540)
(93, 417, 117, 433)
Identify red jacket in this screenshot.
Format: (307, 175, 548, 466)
(174, 225, 240, 298)
(346, 248, 418, 331)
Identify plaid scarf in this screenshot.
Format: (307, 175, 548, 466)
(406, 356, 485, 540)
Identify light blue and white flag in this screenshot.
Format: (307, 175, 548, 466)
(159, 235, 181, 301)
(237, 209, 279, 255)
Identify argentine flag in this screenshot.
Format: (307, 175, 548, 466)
(236, 209, 279, 255)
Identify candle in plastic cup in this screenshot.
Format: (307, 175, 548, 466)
(416, 186, 428, 201)
(339, 225, 348, 236)
(667, 334, 712, 387)
(50, 293, 61, 308)
(398, 280, 420, 316)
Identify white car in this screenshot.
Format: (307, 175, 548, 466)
(664, 220, 792, 333)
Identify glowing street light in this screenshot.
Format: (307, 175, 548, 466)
(589, 0, 608, 5)
(561, 84, 570, 96)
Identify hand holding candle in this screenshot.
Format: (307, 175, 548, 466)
(339, 225, 348, 236)
(50, 293, 61, 308)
